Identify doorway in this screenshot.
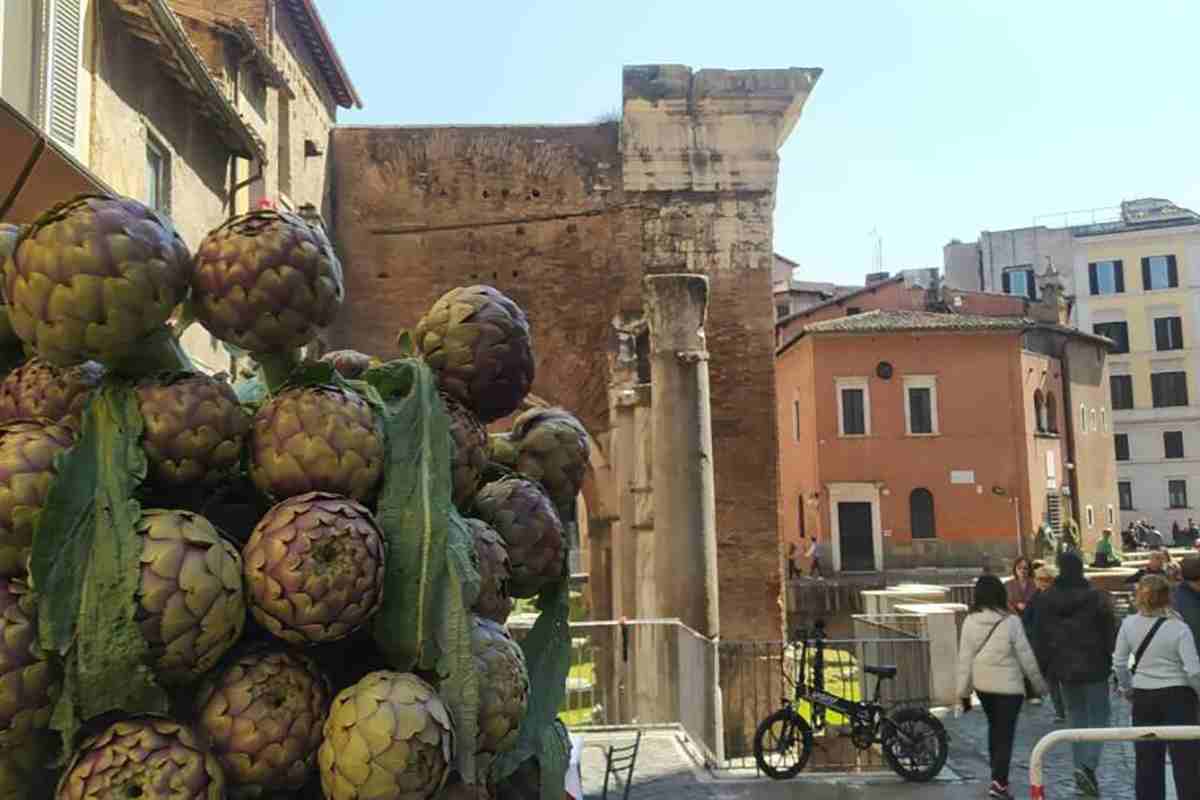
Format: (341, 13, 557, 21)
(837, 502, 875, 572)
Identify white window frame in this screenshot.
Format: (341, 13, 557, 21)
(1168, 478, 1190, 510)
(1106, 505, 1115, 526)
(902, 375, 939, 436)
(836, 377, 871, 437)
(1089, 408, 1097, 432)
(1085, 505, 1095, 529)
(1100, 407, 1107, 434)
(1079, 403, 1087, 434)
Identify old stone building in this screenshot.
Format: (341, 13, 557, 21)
(325, 64, 822, 645)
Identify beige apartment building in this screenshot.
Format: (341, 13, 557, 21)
(0, 0, 358, 371)
(945, 199, 1200, 535)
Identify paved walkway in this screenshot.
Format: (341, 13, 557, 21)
(579, 697, 1177, 798)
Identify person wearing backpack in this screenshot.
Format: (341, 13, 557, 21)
(1114, 574, 1200, 800)
(1029, 551, 1118, 797)
(958, 574, 1048, 800)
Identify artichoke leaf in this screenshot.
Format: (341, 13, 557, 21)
(366, 359, 451, 672)
(436, 510, 481, 783)
(29, 383, 168, 753)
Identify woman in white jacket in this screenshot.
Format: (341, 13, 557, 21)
(958, 574, 1048, 800)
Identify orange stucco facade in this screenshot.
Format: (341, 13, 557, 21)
(777, 318, 1116, 571)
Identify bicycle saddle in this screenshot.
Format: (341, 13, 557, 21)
(863, 664, 897, 679)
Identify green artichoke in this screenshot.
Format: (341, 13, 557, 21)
(0, 223, 25, 350)
(447, 393, 487, 510)
(472, 616, 529, 757)
(0, 420, 74, 578)
(508, 407, 590, 516)
(3, 195, 191, 366)
(0, 732, 52, 800)
(472, 477, 566, 598)
(319, 671, 454, 800)
(0, 578, 57, 748)
(136, 509, 245, 683)
(196, 649, 330, 795)
(57, 716, 225, 800)
(136, 372, 250, 488)
(413, 285, 534, 423)
(243, 492, 385, 645)
(468, 518, 513, 624)
(192, 210, 344, 354)
(496, 719, 570, 800)
(319, 349, 380, 379)
(250, 384, 384, 502)
(0, 357, 103, 431)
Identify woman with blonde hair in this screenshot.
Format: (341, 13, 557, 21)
(1114, 574, 1200, 799)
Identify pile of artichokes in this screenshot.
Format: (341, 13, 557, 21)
(0, 195, 588, 799)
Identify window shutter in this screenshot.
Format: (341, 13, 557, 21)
(1155, 318, 1167, 350)
(1141, 257, 1151, 290)
(1002, 272, 1011, 294)
(1025, 268, 1036, 299)
(1114, 260, 1125, 293)
(1167, 255, 1178, 288)
(45, 0, 83, 151)
(1088, 263, 1098, 295)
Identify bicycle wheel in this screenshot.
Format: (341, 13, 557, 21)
(753, 708, 813, 780)
(880, 707, 948, 782)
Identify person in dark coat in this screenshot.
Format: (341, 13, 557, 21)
(1023, 564, 1066, 721)
(1030, 551, 1118, 797)
(1173, 557, 1200, 652)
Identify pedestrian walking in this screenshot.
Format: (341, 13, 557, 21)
(1114, 574, 1200, 800)
(1006, 556, 1036, 614)
(1023, 564, 1066, 721)
(1172, 557, 1200, 654)
(958, 574, 1047, 800)
(1029, 551, 1118, 797)
(805, 535, 823, 579)
(786, 541, 802, 579)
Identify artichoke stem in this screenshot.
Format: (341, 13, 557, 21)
(255, 349, 302, 392)
(111, 328, 195, 377)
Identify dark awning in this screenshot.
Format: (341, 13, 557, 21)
(0, 96, 112, 224)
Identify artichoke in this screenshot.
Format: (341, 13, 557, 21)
(468, 517, 513, 624)
(413, 285, 534, 423)
(136, 372, 250, 488)
(196, 649, 330, 795)
(57, 716, 225, 800)
(243, 492, 385, 645)
(0, 358, 103, 430)
(447, 393, 487, 510)
(0, 578, 57, 748)
(0, 732, 52, 800)
(472, 477, 566, 598)
(319, 349, 379, 379)
(319, 671, 454, 800)
(0, 223, 25, 350)
(0, 420, 74, 578)
(508, 407, 590, 516)
(472, 616, 529, 756)
(136, 509, 245, 683)
(250, 384, 384, 502)
(3, 194, 191, 366)
(192, 210, 344, 354)
(496, 719, 570, 800)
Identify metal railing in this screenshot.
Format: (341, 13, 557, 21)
(1029, 725, 1200, 798)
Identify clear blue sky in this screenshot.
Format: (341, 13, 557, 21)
(316, 0, 1200, 288)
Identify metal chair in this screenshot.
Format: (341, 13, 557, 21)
(599, 730, 642, 800)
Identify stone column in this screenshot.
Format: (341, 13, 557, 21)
(644, 274, 719, 639)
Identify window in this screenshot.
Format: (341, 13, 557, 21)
(846, 307, 862, 316)
(1100, 407, 1107, 433)
(1002, 266, 1036, 299)
(837, 378, 870, 436)
(1151, 371, 1189, 408)
(1090, 408, 1097, 432)
(1045, 391, 1058, 433)
(1110, 375, 1134, 410)
(45, 0, 85, 152)
(1085, 505, 1095, 529)
(792, 400, 800, 442)
(1141, 255, 1179, 291)
(277, 91, 293, 198)
(797, 496, 805, 537)
(1114, 433, 1130, 461)
(776, 304, 789, 319)
(1169, 480, 1189, 509)
(904, 376, 938, 435)
(1080, 403, 1087, 433)
(1119, 481, 1134, 511)
(1092, 321, 1129, 354)
(1164, 431, 1184, 459)
(1088, 260, 1125, 295)
(1106, 505, 1115, 525)
(146, 138, 169, 216)
(1154, 316, 1184, 351)
(1033, 389, 1047, 432)
(910, 489, 936, 539)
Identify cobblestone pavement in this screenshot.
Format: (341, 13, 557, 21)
(578, 698, 1176, 799)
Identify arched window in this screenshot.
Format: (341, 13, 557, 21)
(910, 488, 936, 539)
(1045, 392, 1058, 433)
(1034, 389, 1046, 432)
(1080, 404, 1087, 433)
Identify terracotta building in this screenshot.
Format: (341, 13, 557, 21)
(776, 278, 1118, 571)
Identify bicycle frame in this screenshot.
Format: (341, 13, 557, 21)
(786, 624, 886, 735)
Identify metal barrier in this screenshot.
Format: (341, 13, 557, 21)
(1028, 725, 1200, 798)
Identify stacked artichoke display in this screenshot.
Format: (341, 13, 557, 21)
(0, 193, 580, 799)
